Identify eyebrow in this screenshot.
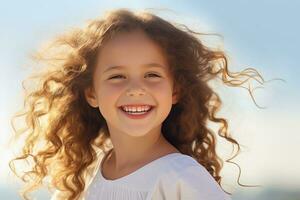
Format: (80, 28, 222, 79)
(103, 63, 166, 74)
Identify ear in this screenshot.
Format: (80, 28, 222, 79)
(84, 86, 98, 108)
(172, 87, 179, 105)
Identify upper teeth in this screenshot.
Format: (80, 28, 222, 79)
(122, 105, 151, 112)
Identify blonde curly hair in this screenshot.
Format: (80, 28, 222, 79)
(9, 8, 267, 200)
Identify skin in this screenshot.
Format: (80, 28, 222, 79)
(84, 29, 180, 179)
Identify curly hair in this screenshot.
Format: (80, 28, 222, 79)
(9, 8, 269, 200)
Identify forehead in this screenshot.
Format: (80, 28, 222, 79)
(96, 30, 169, 72)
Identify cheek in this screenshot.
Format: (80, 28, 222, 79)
(97, 84, 123, 108)
(150, 83, 174, 104)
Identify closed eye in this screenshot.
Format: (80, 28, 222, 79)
(109, 75, 125, 79)
(108, 73, 161, 80)
(146, 73, 161, 78)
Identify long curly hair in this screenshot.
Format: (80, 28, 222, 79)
(9, 8, 268, 200)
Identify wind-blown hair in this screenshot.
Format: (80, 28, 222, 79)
(10, 8, 266, 200)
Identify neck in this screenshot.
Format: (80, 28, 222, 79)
(107, 126, 178, 173)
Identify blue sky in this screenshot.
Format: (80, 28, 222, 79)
(1, 0, 299, 198)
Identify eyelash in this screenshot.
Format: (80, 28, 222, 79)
(109, 73, 161, 80)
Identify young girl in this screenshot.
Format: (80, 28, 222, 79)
(10, 8, 264, 200)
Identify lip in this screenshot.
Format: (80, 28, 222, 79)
(119, 104, 155, 107)
(118, 106, 155, 119)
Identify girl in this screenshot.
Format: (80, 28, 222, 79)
(10, 8, 264, 200)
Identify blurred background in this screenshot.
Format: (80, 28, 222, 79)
(1, 0, 299, 199)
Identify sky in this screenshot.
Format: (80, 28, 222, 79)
(1, 0, 299, 198)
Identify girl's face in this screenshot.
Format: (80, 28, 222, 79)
(85, 29, 178, 137)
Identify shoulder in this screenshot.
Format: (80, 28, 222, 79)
(50, 147, 107, 200)
(50, 190, 69, 200)
(149, 154, 232, 200)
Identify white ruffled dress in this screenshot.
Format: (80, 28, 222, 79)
(83, 150, 232, 200)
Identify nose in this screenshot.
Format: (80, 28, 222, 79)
(126, 87, 146, 97)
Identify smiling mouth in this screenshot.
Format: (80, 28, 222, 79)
(118, 106, 155, 119)
(118, 106, 154, 114)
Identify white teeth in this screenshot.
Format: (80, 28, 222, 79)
(121, 105, 152, 113)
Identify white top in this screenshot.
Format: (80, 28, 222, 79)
(51, 149, 232, 200)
